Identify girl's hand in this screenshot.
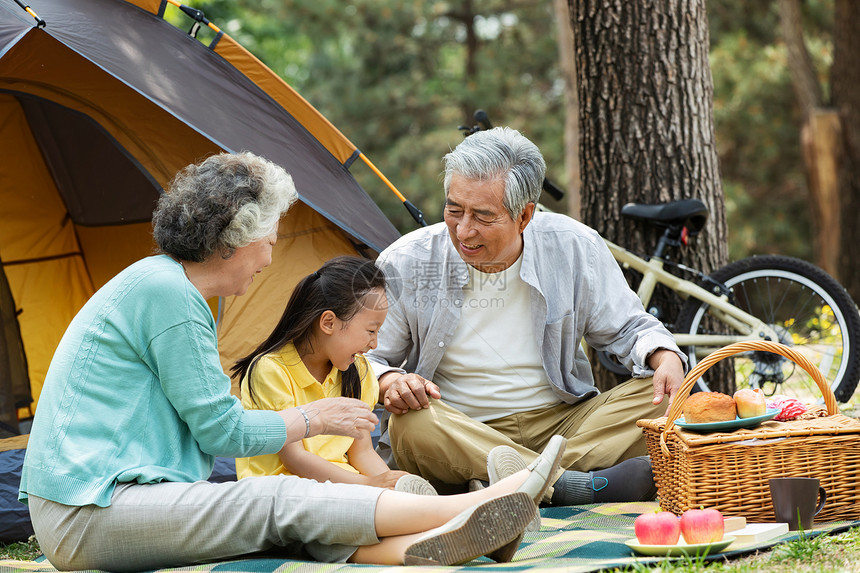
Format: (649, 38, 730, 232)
(282, 397, 377, 440)
(363, 469, 410, 489)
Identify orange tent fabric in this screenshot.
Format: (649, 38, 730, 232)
(0, 0, 400, 430)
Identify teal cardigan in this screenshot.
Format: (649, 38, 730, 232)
(19, 255, 286, 508)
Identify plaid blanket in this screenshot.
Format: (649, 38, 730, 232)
(2, 501, 857, 573)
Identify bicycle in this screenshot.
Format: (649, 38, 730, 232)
(455, 111, 860, 403)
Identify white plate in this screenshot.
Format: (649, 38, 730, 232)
(674, 409, 780, 432)
(625, 536, 736, 556)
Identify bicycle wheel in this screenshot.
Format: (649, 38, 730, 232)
(676, 255, 860, 403)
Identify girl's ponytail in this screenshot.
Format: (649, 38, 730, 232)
(233, 255, 386, 404)
(341, 362, 362, 400)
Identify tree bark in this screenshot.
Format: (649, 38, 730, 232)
(778, 0, 824, 113)
(778, 0, 841, 278)
(445, 0, 479, 119)
(569, 0, 729, 391)
(553, 0, 582, 220)
(833, 0, 860, 303)
(801, 110, 842, 277)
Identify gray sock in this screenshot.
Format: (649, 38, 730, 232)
(591, 456, 657, 503)
(550, 469, 594, 505)
(549, 456, 657, 506)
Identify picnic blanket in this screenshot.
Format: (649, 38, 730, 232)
(2, 501, 858, 573)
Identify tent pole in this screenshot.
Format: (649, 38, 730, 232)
(12, 0, 46, 27)
(158, 2, 422, 231)
(163, 0, 222, 34)
(358, 153, 428, 227)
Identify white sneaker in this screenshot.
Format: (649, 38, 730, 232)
(467, 478, 487, 491)
(487, 445, 528, 484)
(518, 435, 566, 504)
(486, 436, 566, 532)
(487, 445, 539, 531)
(403, 491, 534, 566)
(394, 474, 438, 496)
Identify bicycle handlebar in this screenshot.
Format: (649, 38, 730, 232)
(459, 109, 565, 201)
(458, 108, 493, 137)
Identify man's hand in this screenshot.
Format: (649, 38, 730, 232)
(379, 372, 441, 414)
(648, 349, 686, 414)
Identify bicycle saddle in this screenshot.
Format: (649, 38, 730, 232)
(620, 199, 708, 232)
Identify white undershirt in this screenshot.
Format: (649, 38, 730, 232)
(433, 255, 560, 421)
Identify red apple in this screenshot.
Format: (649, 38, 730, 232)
(680, 508, 724, 544)
(634, 511, 681, 545)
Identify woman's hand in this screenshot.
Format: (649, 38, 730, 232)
(281, 397, 378, 441)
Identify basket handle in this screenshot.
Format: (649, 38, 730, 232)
(659, 340, 838, 456)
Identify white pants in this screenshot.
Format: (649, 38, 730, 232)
(28, 476, 383, 571)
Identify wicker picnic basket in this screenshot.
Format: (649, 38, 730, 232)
(638, 340, 860, 523)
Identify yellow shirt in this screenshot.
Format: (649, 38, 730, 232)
(236, 342, 379, 479)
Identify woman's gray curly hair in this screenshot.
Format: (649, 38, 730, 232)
(442, 126, 546, 220)
(153, 152, 297, 262)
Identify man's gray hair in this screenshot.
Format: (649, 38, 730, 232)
(443, 126, 546, 219)
(153, 151, 297, 262)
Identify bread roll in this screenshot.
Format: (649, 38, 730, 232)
(734, 388, 767, 418)
(682, 392, 737, 424)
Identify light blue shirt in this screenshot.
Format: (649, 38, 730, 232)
(19, 255, 286, 508)
(368, 212, 684, 403)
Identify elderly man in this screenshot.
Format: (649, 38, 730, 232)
(366, 127, 685, 506)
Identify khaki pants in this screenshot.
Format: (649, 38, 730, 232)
(389, 377, 663, 502)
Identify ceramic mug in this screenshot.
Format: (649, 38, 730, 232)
(769, 477, 827, 531)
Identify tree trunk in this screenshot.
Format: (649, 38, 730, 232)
(553, 0, 582, 220)
(833, 0, 860, 304)
(778, 0, 841, 278)
(779, 0, 824, 112)
(801, 110, 842, 277)
(447, 0, 478, 119)
(569, 0, 729, 391)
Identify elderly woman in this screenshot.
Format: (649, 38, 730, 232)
(18, 152, 563, 571)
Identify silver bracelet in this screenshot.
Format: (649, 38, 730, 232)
(296, 406, 311, 439)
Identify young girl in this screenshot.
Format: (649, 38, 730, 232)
(233, 255, 435, 494)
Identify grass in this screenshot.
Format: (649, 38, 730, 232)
(3, 528, 860, 571)
(0, 536, 40, 561)
(614, 526, 860, 572)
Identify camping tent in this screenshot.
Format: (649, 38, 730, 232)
(0, 0, 402, 434)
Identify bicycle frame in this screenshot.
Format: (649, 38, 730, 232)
(605, 240, 782, 354)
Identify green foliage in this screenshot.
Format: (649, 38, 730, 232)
(171, 0, 836, 264)
(177, 0, 564, 233)
(0, 537, 40, 560)
(709, 0, 833, 261)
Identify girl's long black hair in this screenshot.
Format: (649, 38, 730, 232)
(233, 255, 386, 405)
